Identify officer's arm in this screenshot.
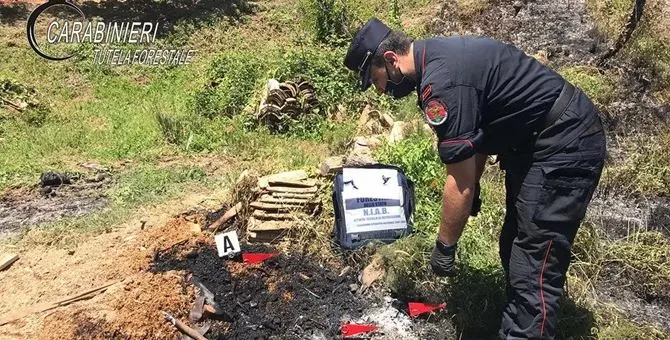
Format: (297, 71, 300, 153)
(438, 155, 477, 246)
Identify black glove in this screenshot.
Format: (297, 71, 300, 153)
(430, 239, 457, 277)
(471, 182, 482, 217)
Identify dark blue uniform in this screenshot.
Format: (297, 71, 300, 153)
(414, 36, 606, 339)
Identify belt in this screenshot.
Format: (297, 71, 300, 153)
(537, 81, 575, 132)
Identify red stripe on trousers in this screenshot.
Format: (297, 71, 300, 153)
(539, 240, 553, 337)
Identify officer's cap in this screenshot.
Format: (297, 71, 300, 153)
(344, 18, 391, 91)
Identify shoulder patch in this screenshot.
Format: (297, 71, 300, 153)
(424, 100, 447, 125)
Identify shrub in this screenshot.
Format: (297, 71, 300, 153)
(298, 0, 353, 45)
(274, 47, 361, 108)
(192, 52, 267, 118)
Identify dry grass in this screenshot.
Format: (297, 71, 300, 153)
(456, 0, 490, 19)
(601, 130, 670, 197)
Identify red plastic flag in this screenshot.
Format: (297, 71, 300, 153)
(408, 302, 446, 317)
(242, 253, 278, 264)
(340, 323, 378, 337)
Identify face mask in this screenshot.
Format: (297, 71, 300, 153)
(384, 63, 416, 99)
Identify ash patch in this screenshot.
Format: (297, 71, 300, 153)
(598, 286, 670, 332)
(435, 0, 604, 66)
(352, 296, 455, 340)
(587, 197, 670, 240)
(0, 173, 111, 237)
(150, 242, 366, 339)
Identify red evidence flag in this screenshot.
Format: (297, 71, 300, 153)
(340, 323, 378, 337)
(242, 253, 278, 264)
(408, 302, 447, 318)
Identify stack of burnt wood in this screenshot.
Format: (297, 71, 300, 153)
(247, 170, 321, 242)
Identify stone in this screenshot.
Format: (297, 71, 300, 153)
(188, 222, 202, 234)
(389, 121, 407, 144)
(344, 154, 377, 167)
(258, 170, 308, 189)
(349, 283, 360, 292)
(319, 156, 345, 176)
(357, 104, 374, 131)
(381, 113, 395, 128)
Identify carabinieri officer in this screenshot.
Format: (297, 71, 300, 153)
(344, 18, 606, 339)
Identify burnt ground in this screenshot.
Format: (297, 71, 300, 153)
(149, 242, 453, 339)
(150, 243, 361, 339)
(434, 0, 604, 65)
(433, 0, 669, 136)
(0, 174, 111, 237)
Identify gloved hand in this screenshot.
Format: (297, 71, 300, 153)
(471, 182, 482, 217)
(430, 239, 457, 277)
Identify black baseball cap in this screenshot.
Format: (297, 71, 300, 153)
(344, 18, 392, 91)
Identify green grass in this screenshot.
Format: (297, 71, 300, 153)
(601, 130, 670, 197)
(560, 66, 615, 107)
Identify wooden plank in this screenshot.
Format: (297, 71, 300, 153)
(258, 170, 308, 189)
(266, 186, 317, 194)
(0, 253, 18, 271)
(208, 202, 242, 232)
(267, 178, 317, 188)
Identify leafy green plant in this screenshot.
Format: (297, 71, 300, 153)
(192, 52, 267, 118)
(299, 0, 353, 45)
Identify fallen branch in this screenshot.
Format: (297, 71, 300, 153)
(0, 280, 119, 326)
(162, 311, 207, 340)
(209, 202, 242, 232)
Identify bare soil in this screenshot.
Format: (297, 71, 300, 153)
(0, 194, 214, 339)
